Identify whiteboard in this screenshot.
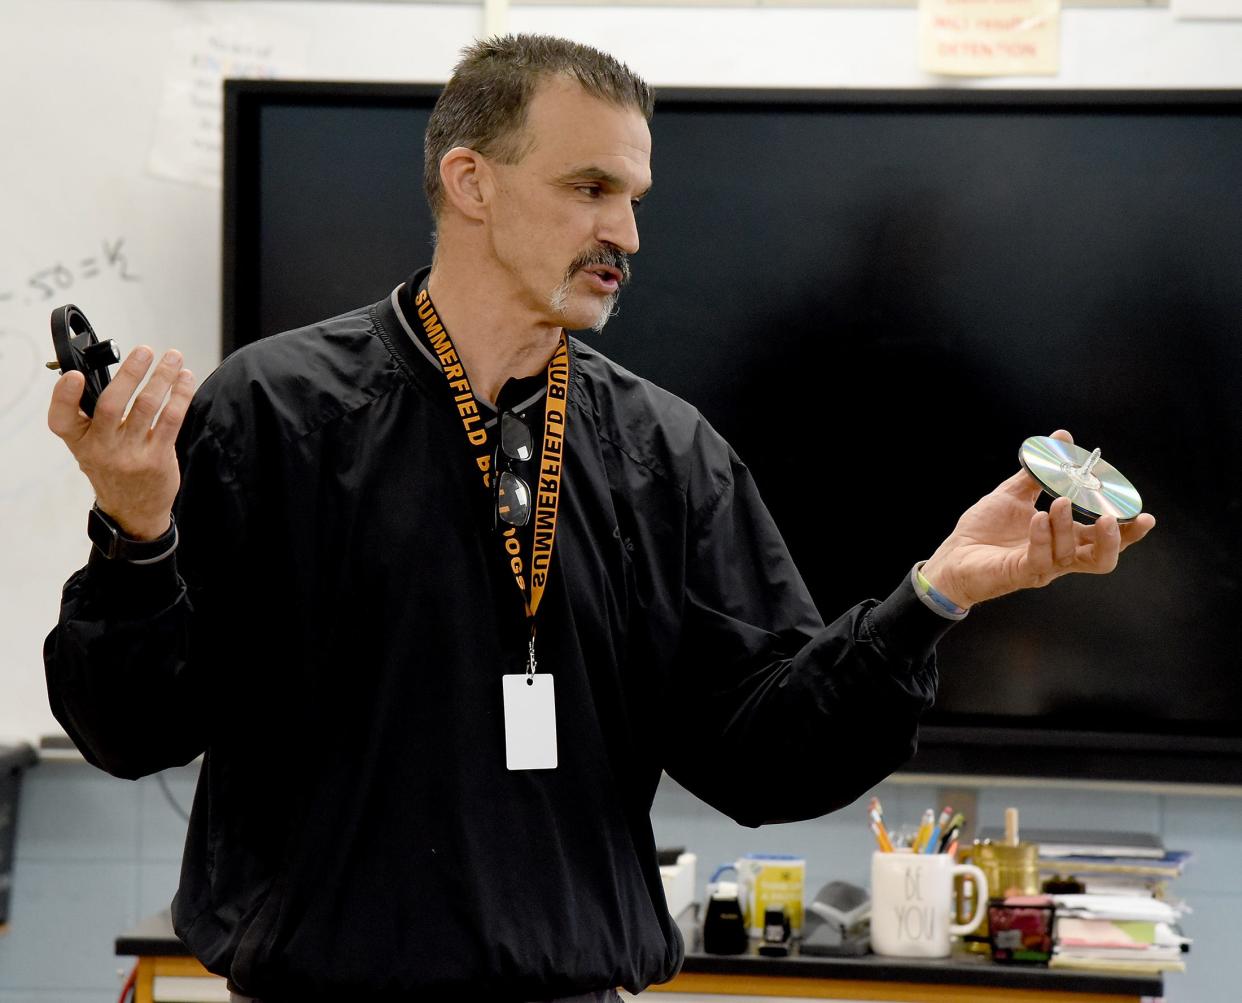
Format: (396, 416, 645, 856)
(0, 0, 477, 745)
(4, 0, 1242, 746)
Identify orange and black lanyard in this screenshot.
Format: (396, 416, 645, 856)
(411, 284, 569, 675)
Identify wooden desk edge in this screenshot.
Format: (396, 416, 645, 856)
(133, 956, 220, 1003)
(648, 971, 1149, 1002)
(123, 955, 1150, 1003)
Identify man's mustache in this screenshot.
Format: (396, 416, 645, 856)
(568, 247, 631, 288)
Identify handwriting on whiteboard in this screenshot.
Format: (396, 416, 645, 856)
(0, 238, 139, 310)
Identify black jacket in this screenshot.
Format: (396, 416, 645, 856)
(45, 280, 948, 1000)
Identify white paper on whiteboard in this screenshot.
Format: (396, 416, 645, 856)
(147, 19, 309, 189)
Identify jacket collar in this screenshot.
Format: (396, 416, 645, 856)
(375, 266, 580, 414)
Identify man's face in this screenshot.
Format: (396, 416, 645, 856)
(484, 77, 652, 332)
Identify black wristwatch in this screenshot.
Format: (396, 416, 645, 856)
(87, 504, 179, 563)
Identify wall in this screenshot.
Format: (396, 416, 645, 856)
(3, 3, 1240, 1002)
(2, 762, 1239, 1001)
(0, 760, 197, 1003)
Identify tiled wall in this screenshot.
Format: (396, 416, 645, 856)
(1, 761, 1238, 1002)
(0, 759, 195, 1003)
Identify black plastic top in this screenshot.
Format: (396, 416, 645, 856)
(0, 744, 37, 777)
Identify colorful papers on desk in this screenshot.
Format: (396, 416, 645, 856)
(1058, 918, 1186, 952)
(1032, 833, 1194, 976)
(1051, 905, 1190, 973)
(1051, 894, 1182, 923)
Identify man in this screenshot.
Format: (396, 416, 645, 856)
(45, 34, 1154, 1003)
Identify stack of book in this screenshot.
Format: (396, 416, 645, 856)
(1035, 829, 1191, 901)
(1049, 896, 1189, 973)
(1030, 829, 1191, 973)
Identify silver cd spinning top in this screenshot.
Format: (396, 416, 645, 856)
(1018, 436, 1143, 523)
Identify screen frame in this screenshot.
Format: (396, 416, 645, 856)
(223, 81, 1242, 356)
(222, 80, 1242, 786)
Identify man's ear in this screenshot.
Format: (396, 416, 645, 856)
(439, 147, 493, 223)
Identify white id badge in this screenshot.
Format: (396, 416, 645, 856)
(502, 674, 558, 771)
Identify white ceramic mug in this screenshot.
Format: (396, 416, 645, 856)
(869, 850, 988, 958)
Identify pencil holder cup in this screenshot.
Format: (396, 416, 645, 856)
(955, 840, 1040, 951)
(870, 850, 988, 958)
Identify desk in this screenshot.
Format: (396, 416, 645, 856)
(116, 912, 225, 1003)
(118, 912, 1163, 1003)
(654, 949, 1161, 1002)
(650, 907, 1162, 1003)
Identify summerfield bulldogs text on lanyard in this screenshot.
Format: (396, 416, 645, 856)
(414, 285, 568, 770)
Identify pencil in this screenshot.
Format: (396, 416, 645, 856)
(912, 808, 934, 853)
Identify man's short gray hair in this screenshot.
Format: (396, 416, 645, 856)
(423, 34, 653, 220)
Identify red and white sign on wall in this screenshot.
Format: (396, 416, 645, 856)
(918, 0, 1060, 76)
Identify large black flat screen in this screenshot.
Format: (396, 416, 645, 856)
(225, 83, 1242, 784)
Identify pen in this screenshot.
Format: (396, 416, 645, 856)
(923, 805, 952, 854)
(936, 813, 965, 853)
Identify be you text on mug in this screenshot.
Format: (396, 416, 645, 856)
(870, 850, 988, 958)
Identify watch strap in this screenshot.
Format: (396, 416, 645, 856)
(88, 504, 179, 564)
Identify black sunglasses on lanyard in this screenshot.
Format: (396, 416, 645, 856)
(494, 410, 533, 528)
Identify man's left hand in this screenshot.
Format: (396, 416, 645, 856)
(920, 429, 1156, 611)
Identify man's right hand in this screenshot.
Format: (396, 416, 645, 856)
(48, 346, 197, 541)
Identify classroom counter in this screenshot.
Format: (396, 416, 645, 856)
(118, 909, 1163, 1003)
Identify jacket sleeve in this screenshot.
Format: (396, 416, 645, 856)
(659, 446, 950, 827)
(43, 417, 249, 780)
